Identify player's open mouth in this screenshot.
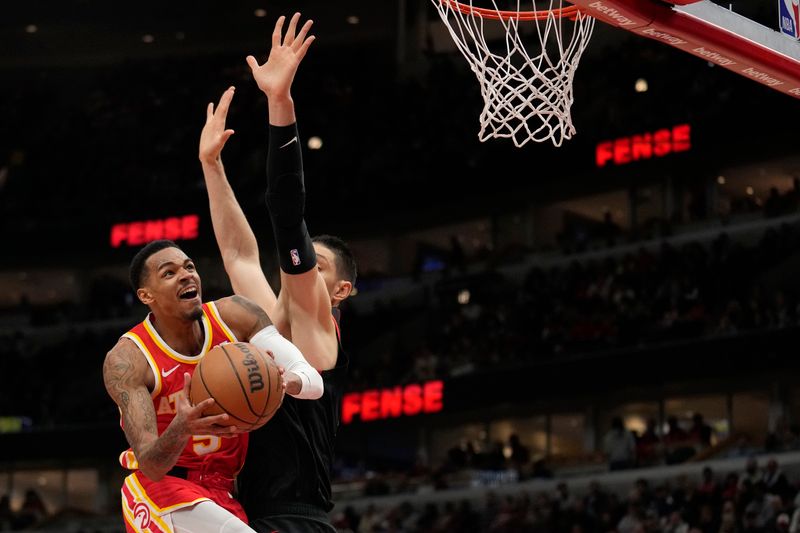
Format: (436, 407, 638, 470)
(178, 286, 199, 300)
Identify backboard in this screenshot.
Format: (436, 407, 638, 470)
(569, 0, 800, 99)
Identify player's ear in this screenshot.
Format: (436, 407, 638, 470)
(137, 287, 154, 305)
(332, 280, 352, 303)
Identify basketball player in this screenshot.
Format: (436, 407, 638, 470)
(103, 239, 324, 533)
(199, 13, 355, 533)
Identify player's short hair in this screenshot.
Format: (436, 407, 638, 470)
(312, 234, 357, 284)
(129, 240, 181, 291)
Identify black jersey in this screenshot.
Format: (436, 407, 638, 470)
(238, 309, 348, 518)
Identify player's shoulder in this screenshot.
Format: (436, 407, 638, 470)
(212, 295, 260, 317)
(212, 295, 272, 338)
(103, 336, 148, 378)
(107, 335, 139, 358)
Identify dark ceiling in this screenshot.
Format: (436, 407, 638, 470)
(0, 0, 794, 259)
(1, 0, 398, 67)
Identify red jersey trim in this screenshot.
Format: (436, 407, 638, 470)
(205, 301, 237, 343)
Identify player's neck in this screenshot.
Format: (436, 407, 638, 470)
(150, 312, 205, 356)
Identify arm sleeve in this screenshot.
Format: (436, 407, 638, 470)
(249, 325, 324, 400)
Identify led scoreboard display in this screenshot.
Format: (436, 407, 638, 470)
(595, 124, 691, 168)
(110, 214, 199, 248)
(342, 380, 444, 424)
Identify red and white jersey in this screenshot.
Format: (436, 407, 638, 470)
(118, 301, 248, 477)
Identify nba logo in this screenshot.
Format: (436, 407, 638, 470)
(290, 249, 301, 266)
(780, 0, 800, 40)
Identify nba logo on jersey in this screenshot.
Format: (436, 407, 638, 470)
(780, 0, 800, 40)
(290, 248, 301, 266)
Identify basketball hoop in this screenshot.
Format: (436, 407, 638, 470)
(430, 0, 594, 147)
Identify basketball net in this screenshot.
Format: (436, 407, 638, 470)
(430, 0, 594, 147)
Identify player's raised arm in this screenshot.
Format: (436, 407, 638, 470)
(246, 13, 315, 126)
(216, 295, 323, 399)
(247, 14, 342, 371)
(199, 88, 278, 317)
(102, 339, 234, 481)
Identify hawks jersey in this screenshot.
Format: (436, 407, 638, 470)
(118, 301, 248, 477)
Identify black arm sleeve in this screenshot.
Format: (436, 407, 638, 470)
(265, 123, 317, 275)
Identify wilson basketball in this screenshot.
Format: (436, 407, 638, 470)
(190, 342, 284, 431)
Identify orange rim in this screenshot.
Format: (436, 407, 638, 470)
(440, 0, 580, 21)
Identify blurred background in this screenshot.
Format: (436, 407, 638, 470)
(2, 1, 800, 532)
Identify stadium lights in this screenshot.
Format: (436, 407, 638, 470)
(458, 289, 471, 305)
(308, 136, 323, 150)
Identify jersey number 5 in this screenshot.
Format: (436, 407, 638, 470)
(192, 435, 221, 455)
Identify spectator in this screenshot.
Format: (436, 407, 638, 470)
(618, 502, 644, 533)
(665, 416, 695, 464)
(762, 458, 791, 502)
(697, 466, 720, 506)
(584, 481, 610, 521)
(697, 503, 718, 533)
(507, 434, 530, 476)
(555, 482, 576, 511)
(746, 483, 778, 530)
(742, 458, 762, 487)
(690, 413, 713, 448)
(743, 509, 766, 533)
(765, 187, 784, 218)
(0, 495, 12, 531)
(357, 504, 382, 533)
(15, 489, 47, 530)
(720, 501, 738, 531)
(662, 510, 690, 533)
(637, 418, 662, 467)
(604, 416, 637, 470)
(776, 513, 791, 533)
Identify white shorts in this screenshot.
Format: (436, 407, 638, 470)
(170, 501, 255, 533)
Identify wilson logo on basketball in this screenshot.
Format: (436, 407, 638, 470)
(238, 343, 265, 393)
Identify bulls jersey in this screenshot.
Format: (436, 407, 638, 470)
(117, 302, 250, 532)
(238, 309, 348, 519)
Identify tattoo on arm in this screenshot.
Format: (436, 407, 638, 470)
(230, 294, 273, 336)
(103, 339, 187, 477)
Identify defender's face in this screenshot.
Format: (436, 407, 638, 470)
(313, 243, 339, 298)
(313, 243, 352, 305)
(139, 247, 203, 320)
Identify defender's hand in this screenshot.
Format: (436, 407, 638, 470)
(199, 87, 236, 165)
(246, 13, 315, 100)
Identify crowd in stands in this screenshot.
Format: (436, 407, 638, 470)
(0, 491, 47, 531)
(347, 221, 800, 390)
(2, 219, 800, 426)
(331, 458, 800, 533)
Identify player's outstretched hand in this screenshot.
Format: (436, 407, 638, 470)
(174, 372, 241, 435)
(199, 87, 236, 165)
(246, 13, 315, 100)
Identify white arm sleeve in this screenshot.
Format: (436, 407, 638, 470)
(249, 326, 324, 400)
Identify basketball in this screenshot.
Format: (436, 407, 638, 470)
(189, 342, 284, 431)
